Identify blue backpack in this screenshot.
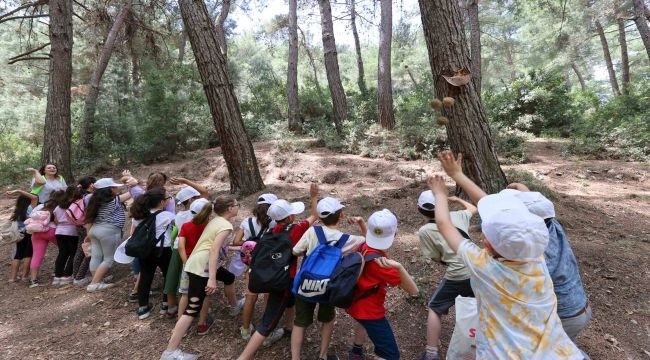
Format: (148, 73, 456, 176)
(292, 226, 349, 303)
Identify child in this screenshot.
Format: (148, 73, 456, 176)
(346, 209, 418, 360)
(5, 192, 36, 282)
(71, 176, 95, 286)
(416, 190, 476, 360)
(237, 184, 320, 360)
(231, 193, 278, 340)
(291, 197, 367, 360)
(429, 151, 582, 359)
(27, 190, 64, 288)
(52, 186, 80, 285)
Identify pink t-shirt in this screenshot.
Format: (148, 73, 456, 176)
(54, 206, 79, 236)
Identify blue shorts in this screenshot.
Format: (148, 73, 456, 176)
(355, 318, 399, 360)
(428, 278, 474, 315)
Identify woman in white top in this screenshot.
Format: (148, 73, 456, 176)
(27, 164, 67, 204)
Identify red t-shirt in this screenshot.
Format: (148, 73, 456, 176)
(179, 222, 208, 257)
(271, 219, 311, 278)
(346, 244, 402, 320)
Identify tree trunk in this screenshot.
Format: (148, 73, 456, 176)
(43, 0, 73, 181)
(287, 0, 301, 132)
(214, 0, 230, 59)
(418, 0, 506, 194)
(617, 16, 630, 94)
(179, 0, 264, 195)
(298, 27, 322, 94)
(79, 0, 132, 152)
(595, 19, 621, 96)
(633, 0, 650, 63)
(350, 0, 367, 95)
(468, 0, 481, 93)
(506, 43, 516, 81)
(377, 0, 394, 129)
(318, 0, 346, 134)
(571, 61, 586, 91)
(178, 30, 188, 63)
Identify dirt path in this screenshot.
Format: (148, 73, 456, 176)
(1, 138, 649, 359)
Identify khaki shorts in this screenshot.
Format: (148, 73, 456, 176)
(294, 297, 335, 328)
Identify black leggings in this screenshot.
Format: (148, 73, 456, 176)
(183, 267, 236, 317)
(54, 234, 78, 277)
(72, 226, 90, 280)
(14, 233, 33, 260)
(138, 247, 172, 307)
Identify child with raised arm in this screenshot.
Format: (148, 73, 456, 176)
(429, 151, 582, 359)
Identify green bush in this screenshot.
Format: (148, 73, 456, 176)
(394, 85, 446, 159)
(0, 133, 41, 187)
(491, 123, 530, 164)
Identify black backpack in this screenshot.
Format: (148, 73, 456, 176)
(125, 210, 164, 259)
(327, 246, 382, 308)
(248, 224, 294, 293)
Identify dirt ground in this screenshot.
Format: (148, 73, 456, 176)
(1, 138, 649, 360)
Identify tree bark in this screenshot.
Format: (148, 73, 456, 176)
(79, 0, 132, 152)
(318, 0, 346, 134)
(298, 27, 322, 94)
(214, 0, 230, 59)
(350, 0, 367, 96)
(633, 0, 650, 64)
(467, 0, 481, 93)
(179, 0, 264, 195)
(617, 16, 630, 94)
(178, 30, 188, 63)
(418, 0, 506, 194)
(571, 61, 586, 91)
(377, 0, 394, 129)
(595, 19, 621, 96)
(43, 0, 73, 181)
(287, 0, 301, 132)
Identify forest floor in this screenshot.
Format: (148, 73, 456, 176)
(0, 137, 649, 360)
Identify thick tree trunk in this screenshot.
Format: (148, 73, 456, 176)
(468, 0, 481, 93)
(595, 19, 621, 96)
(298, 27, 322, 94)
(377, 0, 394, 129)
(287, 0, 301, 132)
(418, 0, 506, 194)
(617, 16, 630, 94)
(350, 0, 367, 95)
(43, 0, 73, 181)
(571, 62, 586, 91)
(214, 0, 230, 59)
(179, 0, 264, 195)
(318, 0, 346, 134)
(633, 0, 650, 63)
(79, 0, 132, 152)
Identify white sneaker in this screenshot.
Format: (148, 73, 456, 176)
(59, 276, 73, 285)
(229, 298, 245, 316)
(73, 277, 91, 286)
(262, 328, 284, 348)
(52, 277, 62, 285)
(86, 283, 114, 292)
(159, 348, 198, 360)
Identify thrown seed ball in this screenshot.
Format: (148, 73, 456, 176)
(442, 97, 455, 108)
(436, 116, 449, 126)
(430, 98, 443, 110)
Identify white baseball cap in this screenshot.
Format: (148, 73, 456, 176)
(176, 186, 201, 204)
(316, 197, 345, 218)
(365, 209, 398, 250)
(267, 199, 305, 221)
(94, 178, 124, 189)
(257, 193, 278, 205)
(190, 198, 211, 215)
(513, 191, 555, 219)
(114, 238, 134, 264)
(417, 190, 436, 210)
(478, 194, 549, 261)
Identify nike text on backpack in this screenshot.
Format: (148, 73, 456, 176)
(292, 226, 350, 303)
(248, 224, 294, 293)
(65, 198, 86, 225)
(326, 246, 382, 308)
(125, 210, 165, 258)
(239, 217, 268, 265)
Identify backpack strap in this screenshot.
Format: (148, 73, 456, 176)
(313, 225, 327, 246)
(248, 217, 256, 238)
(335, 234, 350, 249)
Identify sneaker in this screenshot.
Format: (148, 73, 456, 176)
(318, 356, 339, 360)
(165, 306, 179, 319)
(160, 302, 169, 315)
(347, 348, 365, 360)
(239, 325, 255, 341)
(52, 277, 62, 285)
(29, 280, 41, 288)
(229, 298, 245, 316)
(73, 277, 91, 286)
(262, 328, 284, 348)
(101, 275, 114, 283)
(59, 276, 73, 285)
(421, 352, 439, 360)
(137, 304, 154, 320)
(86, 283, 114, 292)
(196, 317, 214, 336)
(159, 348, 198, 360)
(128, 292, 138, 302)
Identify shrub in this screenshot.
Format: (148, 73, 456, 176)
(504, 169, 556, 200)
(0, 133, 41, 187)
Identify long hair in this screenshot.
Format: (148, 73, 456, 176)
(10, 196, 32, 222)
(212, 195, 236, 216)
(146, 172, 167, 189)
(192, 202, 213, 225)
(130, 187, 167, 220)
(59, 185, 79, 209)
(252, 203, 272, 229)
(77, 176, 96, 193)
(85, 187, 116, 223)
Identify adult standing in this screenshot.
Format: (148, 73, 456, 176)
(27, 164, 67, 204)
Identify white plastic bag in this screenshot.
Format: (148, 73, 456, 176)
(0, 220, 24, 244)
(446, 295, 478, 360)
(228, 251, 247, 277)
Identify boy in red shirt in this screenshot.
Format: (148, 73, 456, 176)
(346, 209, 419, 360)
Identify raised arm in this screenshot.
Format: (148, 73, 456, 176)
(170, 177, 210, 199)
(305, 183, 319, 224)
(428, 175, 464, 252)
(6, 189, 39, 208)
(347, 216, 367, 236)
(438, 151, 487, 204)
(27, 168, 45, 185)
(448, 196, 478, 216)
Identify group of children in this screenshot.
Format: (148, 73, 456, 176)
(5, 152, 591, 360)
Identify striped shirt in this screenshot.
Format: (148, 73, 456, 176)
(95, 196, 126, 229)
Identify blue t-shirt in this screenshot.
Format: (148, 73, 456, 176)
(545, 218, 588, 318)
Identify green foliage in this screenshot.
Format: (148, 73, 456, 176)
(504, 168, 556, 201)
(491, 123, 531, 165)
(0, 133, 40, 187)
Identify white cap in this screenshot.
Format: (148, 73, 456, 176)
(94, 178, 123, 189)
(190, 198, 211, 215)
(267, 199, 305, 221)
(176, 186, 201, 204)
(365, 209, 398, 250)
(498, 188, 521, 196)
(114, 238, 134, 264)
(417, 190, 436, 210)
(257, 193, 278, 205)
(513, 192, 555, 219)
(316, 197, 345, 218)
(478, 194, 549, 261)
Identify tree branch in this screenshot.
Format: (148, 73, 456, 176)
(8, 56, 50, 65)
(0, 13, 48, 24)
(8, 42, 50, 61)
(0, 0, 48, 22)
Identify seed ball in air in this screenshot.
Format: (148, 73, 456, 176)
(436, 116, 449, 126)
(442, 97, 455, 108)
(430, 98, 443, 110)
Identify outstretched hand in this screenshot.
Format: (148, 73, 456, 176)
(437, 151, 463, 177)
(427, 174, 448, 196)
(309, 183, 319, 198)
(506, 182, 530, 192)
(169, 177, 188, 185)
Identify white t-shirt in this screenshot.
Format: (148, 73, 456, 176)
(293, 225, 365, 256)
(239, 216, 276, 240)
(132, 210, 176, 247)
